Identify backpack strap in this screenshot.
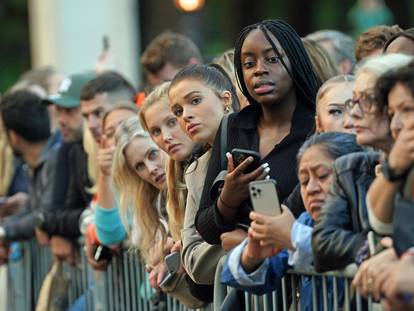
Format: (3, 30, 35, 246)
(220, 114, 229, 170)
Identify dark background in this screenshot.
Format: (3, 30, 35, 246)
(1, 0, 413, 92)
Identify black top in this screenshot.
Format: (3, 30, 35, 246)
(43, 140, 93, 239)
(312, 151, 379, 272)
(195, 102, 315, 244)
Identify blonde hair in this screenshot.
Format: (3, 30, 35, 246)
(0, 120, 14, 195)
(83, 123, 98, 193)
(112, 116, 167, 261)
(316, 74, 355, 112)
(302, 38, 340, 83)
(139, 81, 185, 241)
(213, 49, 237, 84)
(102, 101, 139, 130)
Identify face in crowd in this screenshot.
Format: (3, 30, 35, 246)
(387, 82, 414, 140)
(240, 28, 294, 106)
(143, 101, 196, 161)
(346, 70, 390, 150)
(56, 106, 83, 143)
(316, 80, 355, 134)
(124, 135, 167, 190)
(102, 108, 138, 148)
(81, 93, 108, 144)
(169, 78, 231, 145)
(147, 63, 181, 87)
(298, 145, 335, 221)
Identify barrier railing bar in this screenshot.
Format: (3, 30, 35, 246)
(311, 276, 317, 311)
(333, 276, 339, 311)
(344, 278, 350, 311)
(356, 291, 362, 311)
(281, 276, 288, 311)
(322, 275, 328, 311)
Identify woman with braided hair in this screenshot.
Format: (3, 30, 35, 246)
(195, 19, 320, 247)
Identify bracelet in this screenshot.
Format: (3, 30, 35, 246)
(219, 196, 238, 210)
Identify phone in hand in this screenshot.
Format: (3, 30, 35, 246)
(249, 179, 282, 216)
(159, 252, 181, 288)
(367, 231, 385, 256)
(93, 244, 112, 262)
(231, 148, 261, 173)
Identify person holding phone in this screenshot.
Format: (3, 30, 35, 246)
(195, 20, 320, 245)
(111, 117, 204, 309)
(221, 133, 362, 310)
(167, 64, 240, 300)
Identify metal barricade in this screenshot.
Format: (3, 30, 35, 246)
(87, 248, 201, 311)
(7, 239, 379, 311)
(214, 258, 381, 311)
(7, 239, 53, 311)
(7, 238, 87, 311)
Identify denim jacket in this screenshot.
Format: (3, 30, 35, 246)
(221, 212, 343, 311)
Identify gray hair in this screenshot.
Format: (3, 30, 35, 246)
(306, 30, 356, 66)
(356, 53, 414, 78)
(297, 132, 363, 164)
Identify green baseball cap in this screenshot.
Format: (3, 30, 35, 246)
(43, 72, 95, 108)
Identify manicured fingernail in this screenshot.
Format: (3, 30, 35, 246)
(261, 163, 269, 168)
(264, 167, 270, 173)
(266, 175, 270, 180)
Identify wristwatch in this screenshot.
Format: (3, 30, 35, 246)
(382, 159, 407, 182)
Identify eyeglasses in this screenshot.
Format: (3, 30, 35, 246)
(344, 92, 378, 115)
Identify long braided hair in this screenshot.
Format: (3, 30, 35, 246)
(234, 19, 320, 111)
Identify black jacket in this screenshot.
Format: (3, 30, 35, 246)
(195, 103, 313, 245)
(391, 168, 414, 256)
(42, 140, 92, 239)
(312, 151, 380, 272)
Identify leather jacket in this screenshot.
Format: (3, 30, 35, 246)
(312, 152, 380, 272)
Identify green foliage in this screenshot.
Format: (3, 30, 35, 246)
(0, 0, 30, 94)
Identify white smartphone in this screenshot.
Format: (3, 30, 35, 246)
(249, 179, 282, 216)
(159, 252, 180, 288)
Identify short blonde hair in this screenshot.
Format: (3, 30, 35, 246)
(316, 74, 355, 113)
(139, 82, 170, 131)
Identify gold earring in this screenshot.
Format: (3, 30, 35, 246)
(225, 106, 230, 113)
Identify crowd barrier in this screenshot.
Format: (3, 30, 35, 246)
(6, 239, 380, 311)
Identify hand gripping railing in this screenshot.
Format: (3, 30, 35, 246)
(6, 239, 380, 311)
(213, 255, 380, 311)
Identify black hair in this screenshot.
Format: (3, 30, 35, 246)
(383, 28, 414, 52)
(375, 61, 414, 111)
(234, 19, 320, 110)
(1, 90, 50, 143)
(297, 132, 363, 163)
(169, 64, 241, 112)
(80, 71, 136, 103)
